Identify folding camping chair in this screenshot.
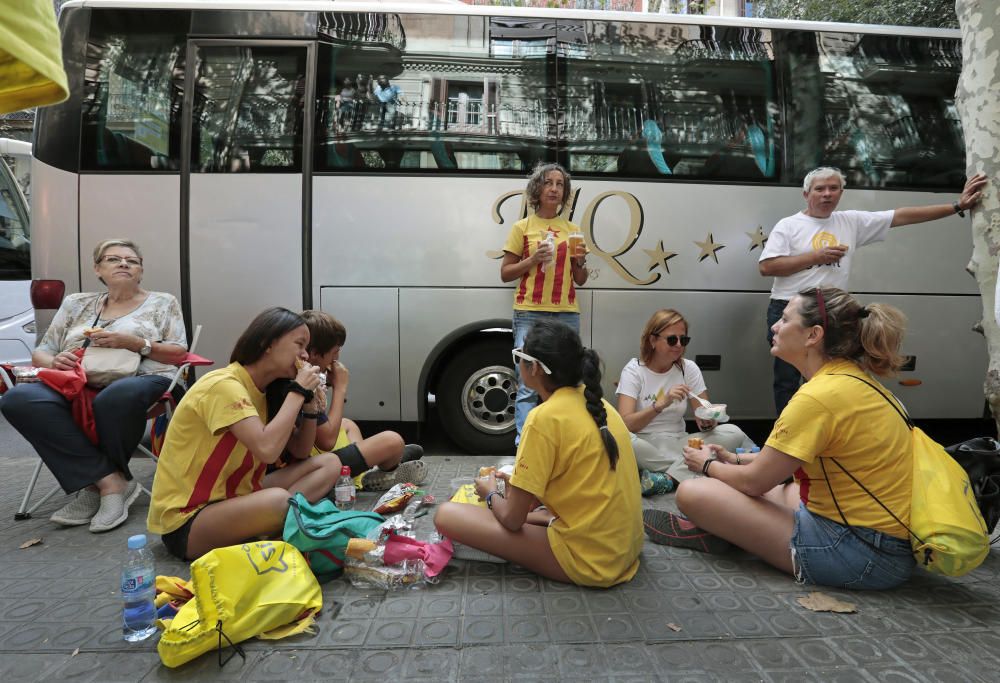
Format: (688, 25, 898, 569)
(10, 325, 213, 520)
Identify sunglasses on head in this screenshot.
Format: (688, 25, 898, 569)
(655, 333, 691, 347)
(512, 347, 552, 374)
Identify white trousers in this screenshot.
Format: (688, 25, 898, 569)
(631, 424, 756, 482)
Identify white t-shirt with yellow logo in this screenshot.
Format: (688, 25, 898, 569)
(760, 210, 893, 300)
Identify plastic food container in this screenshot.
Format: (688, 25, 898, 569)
(694, 403, 728, 423)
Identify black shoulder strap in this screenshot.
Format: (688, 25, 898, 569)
(829, 372, 914, 430)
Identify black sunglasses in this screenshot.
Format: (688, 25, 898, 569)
(655, 333, 691, 347)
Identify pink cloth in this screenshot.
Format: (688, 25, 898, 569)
(37, 349, 99, 445)
(383, 533, 454, 578)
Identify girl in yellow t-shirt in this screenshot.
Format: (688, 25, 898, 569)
(148, 307, 342, 560)
(434, 320, 643, 588)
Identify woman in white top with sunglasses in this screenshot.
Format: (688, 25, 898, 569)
(616, 308, 754, 488)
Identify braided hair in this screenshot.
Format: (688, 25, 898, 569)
(522, 320, 620, 469)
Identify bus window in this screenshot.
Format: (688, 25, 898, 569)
(313, 13, 552, 172)
(80, 10, 189, 172)
(190, 46, 307, 173)
(562, 20, 780, 181)
(783, 31, 964, 190)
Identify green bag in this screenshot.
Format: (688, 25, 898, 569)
(282, 493, 384, 583)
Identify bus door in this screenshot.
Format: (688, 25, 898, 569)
(181, 40, 315, 367)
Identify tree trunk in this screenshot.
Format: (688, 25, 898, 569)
(956, 0, 1000, 431)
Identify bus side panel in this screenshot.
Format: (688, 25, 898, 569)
(592, 291, 774, 419)
(79, 176, 181, 300)
(188, 174, 304, 371)
(844, 190, 976, 296)
(397, 288, 593, 422)
(858, 293, 986, 419)
(318, 286, 401, 421)
(30, 161, 81, 332)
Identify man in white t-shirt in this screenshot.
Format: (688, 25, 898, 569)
(759, 166, 988, 413)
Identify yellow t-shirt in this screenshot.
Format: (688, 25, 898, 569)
(766, 358, 912, 539)
(0, 0, 69, 114)
(147, 363, 268, 535)
(510, 386, 642, 587)
(503, 215, 581, 313)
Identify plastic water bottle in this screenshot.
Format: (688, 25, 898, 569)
(540, 233, 555, 272)
(122, 534, 157, 642)
(335, 465, 356, 510)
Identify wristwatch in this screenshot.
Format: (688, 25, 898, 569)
(953, 201, 966, 218)
(286, 381, 315, 403)
(485, 490, 504, 510)
(139, 338, 152, 356)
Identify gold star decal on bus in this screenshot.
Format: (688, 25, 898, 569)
(746, 226, 767, 252)
(694, 233, 724, 263)
(643, 240, 677, 274)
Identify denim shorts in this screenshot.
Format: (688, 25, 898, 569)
(790, 503, 915, 591)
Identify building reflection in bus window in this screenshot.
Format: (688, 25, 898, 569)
(80, 10, 189, 171)
(785, 31, 963, 190)
(189, 46, 307, 173)
(562, 20, 781, 182)
(313, 12, 552, 172)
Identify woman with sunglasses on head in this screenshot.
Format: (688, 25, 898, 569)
(616, 309, 754, 494)
(500, 163, 588, 443)
(2, 239, 187, 533)
(434, 320, 642, 587)
(644, 288, 916, 590)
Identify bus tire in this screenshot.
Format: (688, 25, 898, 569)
(437, 339, 516, 454)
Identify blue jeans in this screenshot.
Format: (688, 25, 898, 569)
(767, 298, 801, 414)
(790, 503, 914, 590)
(512, 309, 580, 443)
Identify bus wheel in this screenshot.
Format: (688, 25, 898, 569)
(437, 339, 516, 454)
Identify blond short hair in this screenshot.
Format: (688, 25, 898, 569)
(93, 239, 143, 264)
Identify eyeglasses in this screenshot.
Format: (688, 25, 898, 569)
(655, 334, 691, 347)
(512, 347, 552, 374)
(100, 255, 142, 267)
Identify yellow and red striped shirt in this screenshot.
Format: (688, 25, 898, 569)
(147, 362, 268, 535)
(503, 215, 581, 313)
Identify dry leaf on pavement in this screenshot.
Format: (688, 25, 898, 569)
(666, 622, 683, 632)
(19, 538, 43, 549)
(796, 592, 857, 613)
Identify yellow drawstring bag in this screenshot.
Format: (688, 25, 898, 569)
(157, 541, 322, 668)
(829, 374, 990, 577)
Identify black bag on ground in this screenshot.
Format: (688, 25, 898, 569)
(945, 437, 1000, 534)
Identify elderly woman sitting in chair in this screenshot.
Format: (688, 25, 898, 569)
(1, 239, 187, 532)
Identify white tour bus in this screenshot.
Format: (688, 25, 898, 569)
(30, 1, 984, 451)
(0, 139, 34, 366)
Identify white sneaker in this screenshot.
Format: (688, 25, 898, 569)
(50, 488, 101, 526)
(361, 460, 429, 491)
(89, 481, 142, 533)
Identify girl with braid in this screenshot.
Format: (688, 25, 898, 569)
(434, 321, 643, 587)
